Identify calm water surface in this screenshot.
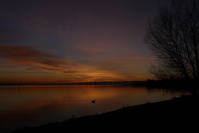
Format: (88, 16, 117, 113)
(0, 85, 189, 132)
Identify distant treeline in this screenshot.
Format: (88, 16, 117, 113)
(1, 80, 199, 92)
(0, 81, 135, 86)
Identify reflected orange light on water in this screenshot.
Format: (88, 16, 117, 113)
(0, 85, 186, 133)
(0, 85, 148, 113)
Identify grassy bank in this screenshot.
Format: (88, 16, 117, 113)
(12, 94, 199, 133)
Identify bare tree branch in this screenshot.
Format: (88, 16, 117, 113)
(145, 0, 199, 80)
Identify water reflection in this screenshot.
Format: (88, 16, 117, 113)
(0, 85, 189, 132)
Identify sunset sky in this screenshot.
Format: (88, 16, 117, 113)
(0, 0, 171, 83)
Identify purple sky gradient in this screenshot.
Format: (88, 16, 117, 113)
(0, 0, 171, 83)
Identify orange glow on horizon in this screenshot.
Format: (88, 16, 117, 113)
(0, 44, 154, 84)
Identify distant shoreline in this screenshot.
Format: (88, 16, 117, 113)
(1, 79, 199, 90)
(0, 81, 135, 86)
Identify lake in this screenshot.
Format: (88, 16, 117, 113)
(0, 85, 189, 132)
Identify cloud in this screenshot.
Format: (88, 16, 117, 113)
(0, 44, 77, 74)
(0, 33, 22, 42)
(25, 67, 78, 74)
(0, 44, 128, 82)
(79, 56, 154, 81)
(110, 57, 155, 61)
(0, 44, 153, 82)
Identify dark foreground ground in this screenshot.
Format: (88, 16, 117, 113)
(12, 94, 199, 133)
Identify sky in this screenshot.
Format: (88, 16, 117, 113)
(0, 0, 171, 83)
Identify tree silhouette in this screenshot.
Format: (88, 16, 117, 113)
(145, 0, 199, 80)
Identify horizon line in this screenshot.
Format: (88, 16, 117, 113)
(0, 81, 141, 86)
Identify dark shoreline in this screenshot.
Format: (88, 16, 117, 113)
(11, 94, 199, 133)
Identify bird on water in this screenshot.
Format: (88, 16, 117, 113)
(91, 100, 96, 104)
